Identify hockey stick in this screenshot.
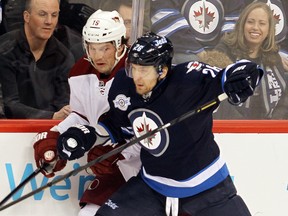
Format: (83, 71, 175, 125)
(0, 93, 227, 211)
(0, 163, 48, 206)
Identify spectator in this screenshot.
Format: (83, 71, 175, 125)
(245, 0, 288, 71)
(212, 2, 288, 119)
(32, 9, 141, 216)
(0, 0, 95, 60)
(150, 0, 245, 64)
(0, 0, 74, 119)
(100, 0, 151, 44)
(57, 32, 263, 216)
(67, 0, 100, 9)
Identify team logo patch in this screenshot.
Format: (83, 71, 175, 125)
(182, 0, 224, 41)
(113, 94, 131, 111)
(264, 0, 287, 43)
(129, 108, 169, 157)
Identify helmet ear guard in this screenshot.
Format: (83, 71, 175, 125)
(126, 32, 174, 78)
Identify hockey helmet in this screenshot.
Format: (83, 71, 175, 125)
(82, 9, 126, 49)
(126, 32, 174, 77)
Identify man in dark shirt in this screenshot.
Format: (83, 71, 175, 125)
(0, 0, 74, 119)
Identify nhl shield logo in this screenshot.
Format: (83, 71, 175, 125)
(128, 108, 169, 157)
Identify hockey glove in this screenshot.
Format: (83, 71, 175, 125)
(57, 124, 96, 160)
(223, 60, 263, 105)
(87, 145, 125, 177)
(33, 130, 67, 178)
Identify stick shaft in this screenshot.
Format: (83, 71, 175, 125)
(0, 167, 42, 206)
(0, 93, 227, 211)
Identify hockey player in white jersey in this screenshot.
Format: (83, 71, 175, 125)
(32, 9, 141, 216)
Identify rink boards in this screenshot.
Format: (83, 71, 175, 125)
(0, 120, 287, 216)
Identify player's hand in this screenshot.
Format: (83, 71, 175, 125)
(223, 60, 263, 105)
(87, 145, 125, 177)
(57, 124, 99, 160)
(32, 130, 67, 178)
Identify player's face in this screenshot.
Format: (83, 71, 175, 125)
(244, 7, 269, 52)
(24, 0, 59, 41)
(88, 42, 118, 74)
(131, 64, 159, 95)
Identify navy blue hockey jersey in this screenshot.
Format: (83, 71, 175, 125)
(102, 61, 231, 198)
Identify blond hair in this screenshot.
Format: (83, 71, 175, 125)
(221, 2, 278, 66)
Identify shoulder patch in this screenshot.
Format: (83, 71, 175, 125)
(113, 94, 131, 111)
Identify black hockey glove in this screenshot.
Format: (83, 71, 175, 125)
(223, 60, 263, 105)
(57, 124, 112, 160)
(57, 125, 96, 160)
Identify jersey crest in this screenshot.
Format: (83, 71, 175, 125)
(128, 109, 169, 157)
(181, 0, 224, 41)
(113, 94, 131, 111)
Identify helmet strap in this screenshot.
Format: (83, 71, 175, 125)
(112, 44, 127, 70)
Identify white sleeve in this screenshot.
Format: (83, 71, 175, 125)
(56, 112, 89, 134)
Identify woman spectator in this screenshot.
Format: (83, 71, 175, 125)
(212, 2, 288, 119)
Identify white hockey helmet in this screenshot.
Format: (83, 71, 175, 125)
(82, 9, 126, 49)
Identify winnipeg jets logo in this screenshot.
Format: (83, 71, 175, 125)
(182, 0, 223, 40)
(136, 112, 157, 148)
(113, 94, 131, 111)
(193, 2, 215, 32)
(189, 0, 220, 34)
(266, 0, 286, 41)
(129, 109, 169, 156)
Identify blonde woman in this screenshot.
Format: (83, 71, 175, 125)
(213, 2, 288, 119)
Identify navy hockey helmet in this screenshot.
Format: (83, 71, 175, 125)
(126, 32, 174, 77)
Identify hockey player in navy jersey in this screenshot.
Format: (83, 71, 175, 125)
(150, 0, 246, 64)
(57, 32, 263, 216)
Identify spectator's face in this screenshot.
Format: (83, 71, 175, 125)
(118, 5, 132, 44)
(244, 7, 269, 50)
(131, 64, 159, 95)
(87, 42, 118, 74)
(24, 0, 59, 41)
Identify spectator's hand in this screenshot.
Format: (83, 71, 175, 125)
(53, 105, 71, 120)
(32, 130, 67, 178)
(57, 125, 97, 160)
(223, 60, 264, 105)
(87, 145, 125, 177)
